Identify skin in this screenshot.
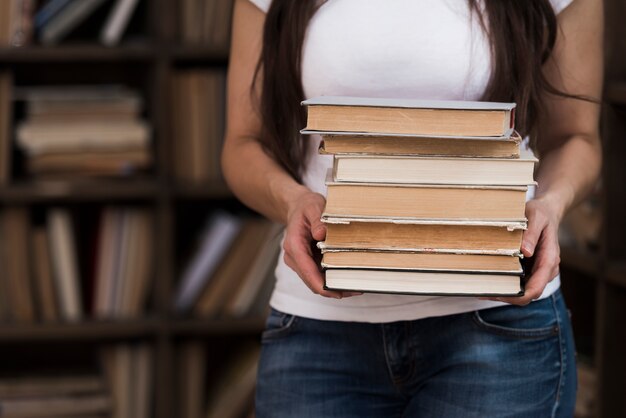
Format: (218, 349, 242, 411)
(222, 0, 603, 305)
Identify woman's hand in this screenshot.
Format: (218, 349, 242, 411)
(282, 189, 361, 299)
(492, 198, 562, 306)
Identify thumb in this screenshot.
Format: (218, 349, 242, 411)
(521, 214, 543, 257)
(310, 215, 327, 241)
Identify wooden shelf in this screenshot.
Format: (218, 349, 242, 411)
(0, 44, 156, 63)
(605, 81, 626, 105)
(173, 181, 233, 199)
(169, 45, 229, 63)
(560, 245, 602, 279)
(606, 261, 626, 288)
(0, 317, 266, 341)
(169, 317, 265, 336)
(0, 179, 161, 202)
(0, 319, 161, 342)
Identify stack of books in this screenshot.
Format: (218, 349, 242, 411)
(302, 96, 536, 296)
(15, 85, 152, 178)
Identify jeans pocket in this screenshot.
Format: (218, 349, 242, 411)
(262, 308, 299, 342)
(472, 294, 560, 339)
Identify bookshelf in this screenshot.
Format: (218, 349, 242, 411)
(558, 0, 626, 416)
(0, 1, 262, 418)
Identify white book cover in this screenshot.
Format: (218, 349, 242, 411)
(100, 0, 140, 46)
(48, 208, 82, 321)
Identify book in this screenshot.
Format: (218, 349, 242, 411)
(48, 208, 83, 321)
(1, 207, 35, 322)
(0, 393, 112, 417)
(34, 0, 73, 29)
(302, 96, 516, 137)
(174, 211, 242, 313)
(320, 220, 525, 255)
(324, 269, 524, 296)
(0, 375, 105, 398)
(330, 148, 536, 185)
(178, 342, 206, 418)
(100, 0, 140, 46)
(205, 345, 260, 418)
(26, 149, 151, 176)
(223, 223, 282, 317)
(316, 131, 522, 158)
(31, 227, 59, 322)
(16, 120, 151, 156)
(325, 179, 528, 222)
(194, 219, 272, 317)
(321, 249, 523, 273)
(39, 0, 108, 45)
(0, 71, 13, 185)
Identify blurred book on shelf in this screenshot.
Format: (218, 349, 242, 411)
(0, 0, 142, 47)
(174, 212, 280, 319)
(14, 85, 152, 179)
(0, 374, 112, 417)
(0, 205, 154, 324)
(179, 0, 234, 48)
(100, 343, 153, 418)
(176, 341, 259, 418)
(172, 70, 226, 184)
(0, 0, 35, 47)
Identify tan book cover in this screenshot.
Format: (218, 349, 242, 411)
(325, 179, 528, 221)
(303, 96, 516, 137)
(320, 220, 524, 255)
(313, 130, 522, 158)
(194, 219, 271, 317)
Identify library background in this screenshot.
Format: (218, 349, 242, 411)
(0, 1, 623, 418)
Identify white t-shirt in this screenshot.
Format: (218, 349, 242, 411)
(247, 0, 574, 322)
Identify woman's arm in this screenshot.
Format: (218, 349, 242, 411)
(221, 0, 346, 299)
(497, 0, 603, 305)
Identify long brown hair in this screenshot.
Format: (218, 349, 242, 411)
(254, 0, 563, 182)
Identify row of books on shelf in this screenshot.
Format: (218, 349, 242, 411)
(0, 343, 152, 418)
(178, 342, 259, 418)
(172, 70, 227, 183)
(0, 206, 278, 323)
(0, 0, 141, 47)
(15, 84, 152, 178)
(0, 0, 235, 48)
(0, 73, 227, 184)
(0, 206, 153, 323)
(180, 0, 234, 47)
(302, 96, 535, 296)
(0, 341, 259, 418)
(174, 211, 281, 319)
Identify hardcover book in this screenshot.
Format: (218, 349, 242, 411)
(302, 96, 516, 137)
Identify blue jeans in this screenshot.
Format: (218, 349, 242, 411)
(256, 290, 576, 417)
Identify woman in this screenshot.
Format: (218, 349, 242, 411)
(222, 0, 602, 416)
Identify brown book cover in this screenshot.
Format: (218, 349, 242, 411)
(1, 207, 36, 322)
(31, 227, 59, 322)
(315, 131, 522, 158)
(325, 180, 528, 221)
(321, 249, 523, 273)
(320, 219, 525, 255)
